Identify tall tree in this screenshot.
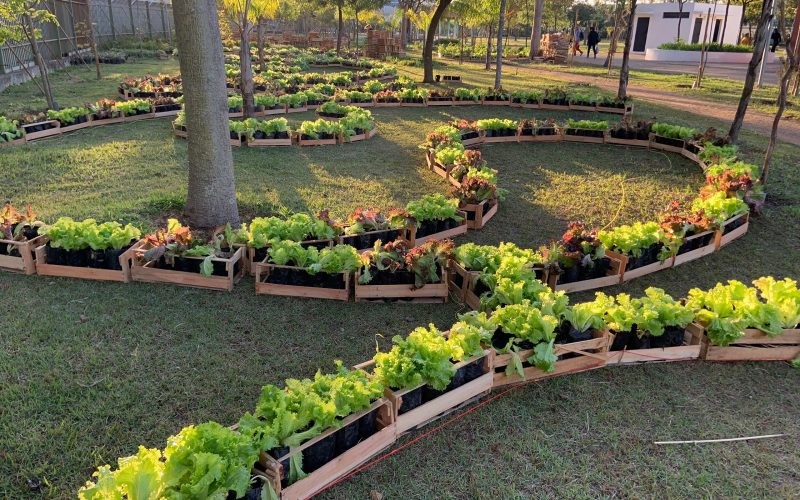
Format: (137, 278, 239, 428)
(761, 1, 799, 184)
(617, 0, 636, 100)
(728, 0, 774, 143)
(529, 0, 545, 59)
(173, 0, 240, 228)
(0, 0, 59, 109)
(495, 0, 507, 88)
(422, 0, 454, 83)
(675, 0, 688, 41)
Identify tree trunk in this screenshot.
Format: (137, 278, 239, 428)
(25, 14, 55, 109)
(720, 0, 732, 45)
(618, 0, 637, 100)
(423, 0, 453, 83)
(729, 0, 774, 143)
(485, 23, 493, 70)
(530, 0, 544, 59)
(400, 11, 408, 48)
(761, 58, 797, 184)
(257, 21, 266, 73)
(495, 0, 507, 88)
(172, 0, 240, 228)
(240, 18, 255, 118)
(677, 2, 684, 41)
(336, 5, 343, 54)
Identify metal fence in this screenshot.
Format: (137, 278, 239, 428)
(0, 0, 174, 74)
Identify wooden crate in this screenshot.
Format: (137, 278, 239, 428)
(481, 98, 512, 106)
(406, 214, 468, 247)
(518, 132, 564, 143)
(400, 100, 426, 107)
(348, 127, 378, 143)
(480, 131, 519, 143)
(256, 105, 289, 116)
(260, 399, 396, 500)
(34, 237, 139, 282)
(374, 101, 402, 108)
(255, 262, 350, 301)
(447, 259, 476, 302)
(539, 103, 569, 111)
(0, 234, 46, 274)
(130, 244, 244, 291)
(717, 212, 749, 249)
(354, 269, 449, 303)
(461, 199, 498, 230)
(338, 227, 408, 252)
(605, 135, 651, 148)
(562, 129, 608, 144)
(172, 123, 188, 138)
(286, 105, 309, 114)
(0, 137, 26, 148)
(453, 261, 484, 310)
(682, 147, 702, 164)
(605, 249, 675, 283)
(246, 135, 293, 147)
(373, 350, 494, 435)
(122, 111, 156, 122)
(91, 113, 125, 126)
(492, 329, 609, 387)
(607, 323, 704, 365)
(426, 98, 454, 106)
(568, 103, 597, 112)
(596, 105, 627, 114)
(700, 326, 800, 361)
(453, 99, 479, 106)
(153, 107, 181, 119)
(22, 120, 61, 141)
(58, 115, 95, 134)
(551, 254, 624, 293)
(673, 230, 718, 267)
(244, 239, 335, 276)
(298, 135, 339, 146)
(649, 133, 686, 154)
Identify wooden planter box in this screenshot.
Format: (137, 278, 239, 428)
(374, 100, 402, 107)
(596, 103, 632, 115)
(346, 101, 375, 108)
(0, 234, 46, 274)
(243, 239, 335, 276)
(518, 130, 563, 142)
(354, 269, 449, 303)
(338, 227, 408, 252)
(480, 130, 519, 143)
(607, 323, 704, 365)
(539, 102, 569, 111)
(130, 244, 244, 291)
(700, 326, 800, 361)
(22, 120, 61, 141)
(717, 212, 749, 249)
(0, 137, 26, 148)
(152, 107, 182, 119)
(492, 329, 609, 387)
(649, 133, 686, 154)
(605, 134, 651, 148)
(400, 99, 426, 107)
(298, 134, 340, 146)
(672, 230, 718, 267)
(460, 133, 483, 147)
(568, 103, 597, 112)
(510, 100, 540, 109)
(563, 129, 608, 144)
(122, 111, 156, 122)
(255, 262, 350, 301)
(172, 123, 188, 138)
(453, 99, 480, 106)
(260, 399, 396, 500)
(447, 259, 476, 303)
(256, 105, 288, 116)
(429, 162, 462, 189)
(91, 112, 125, 126)
(481, 98, 511, 106)
(461, 199, 498, 230)
(426, 98, 455, 106)
(605, 249, 674, 283)
(348, 127, 377, 142)
(246, 135, 293, 147)
(58, 115, 95, 134)
(34, 237, 139, 282)
(681, 147, 702, 164)
(362, 350, 493, 435)
(285, 105, 309, 114)
(549, 254, 625, 293)
(406, 213, 468, 247)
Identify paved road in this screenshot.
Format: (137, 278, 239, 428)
(569, 52, 782, 85)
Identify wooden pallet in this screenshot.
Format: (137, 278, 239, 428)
(34, 237, 139, 282)
(606, 249, 675, 283)
(551, 254, 624, 293)
(717, 213, 749, 248)
(406, 213, 468, 247)
(130, 243, 244, 291)
(700, 326, 800, 361)
(607, 323, 704, 365)
(354, 269, 449, 303)
(0, 234, 46, 274)
(492, 329, 609, 387)
(673, 230, 718, 267)
(255, 262, 350, 301)
(260, 399, 396, 500)
(461, 200, 498, 230)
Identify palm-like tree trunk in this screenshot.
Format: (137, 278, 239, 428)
(495, 0, 507, 88)
(530, 0, 544, 59)
(618, 0, 636, 100)
(336, 5, 344, 54)
(172, 0, 240, 228)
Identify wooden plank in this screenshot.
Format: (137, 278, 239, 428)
(562, 131, 607, 144)
(552, 254, 624, 293)
(354, 270, 448, 302)
(718, 213, 750, 248)
(568, 104, 597, 112)
(0, 234, 45, 274)
(673, 231, 718, 267)
(606, 250, 675, 283)
(607, 325, 703, 365)
(22, 121, 61, 141)
(604, 137, 651, 148)
(407, 213, 468, 247)
(246, 137, 293, 147)
(255, 263, 350, 301)
(462, 200, 498, 230)
(130, 244, 243, 291)
(33, 237, 136, 283)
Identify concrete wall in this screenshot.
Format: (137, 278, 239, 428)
(632, 2, 743, 52)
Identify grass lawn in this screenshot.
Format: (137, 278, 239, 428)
(1, 58, 799, 498)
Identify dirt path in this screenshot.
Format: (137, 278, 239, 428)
(515, 65, 800, 146)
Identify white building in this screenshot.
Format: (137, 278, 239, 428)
(631, 2, 743, 52)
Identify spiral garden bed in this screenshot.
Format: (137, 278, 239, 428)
(2, 47, 794, 500)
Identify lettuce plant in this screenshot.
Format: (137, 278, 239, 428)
(565, 119, 608, 130)
(47, 106, 91, 125)
(406, 194, 462, 224)
(651, 122, 696, 140)
(373, 324, 457, 391)
(597, 221, 665, 258)
(248, 212, 338, 248)
(78, 446, 165, 500)
(0, 116, 23, 142)
(690, 192, 748, 226)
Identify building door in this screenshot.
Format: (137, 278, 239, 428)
(712, 19, 721, 42)
(691, 18, 703, 43)
(633, 17, 649, 52)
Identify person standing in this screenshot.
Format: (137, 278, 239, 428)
(573, 25, 584, 55)
(587, 26, 600, 58)
(770, 28, 781, 52)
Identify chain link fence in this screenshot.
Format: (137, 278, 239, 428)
(1, 0, 174, 74)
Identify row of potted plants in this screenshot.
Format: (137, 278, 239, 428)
(76, 275, 799, 499)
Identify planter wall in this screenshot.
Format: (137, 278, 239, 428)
(607, 323, 704, 364)
(130, 243, 244, 291)
(700, 326, 800, 361)
(255, 262, 350, 301)
(34, 236, 138, 283)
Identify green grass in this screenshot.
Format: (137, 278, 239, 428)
(1, 57, 800, 498)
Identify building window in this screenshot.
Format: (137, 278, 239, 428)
(663, 12, 691, 19)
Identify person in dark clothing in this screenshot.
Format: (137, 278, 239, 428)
(770, 28, 781, 52)
(587, 26, 600, 58)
